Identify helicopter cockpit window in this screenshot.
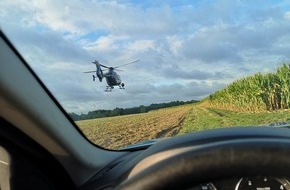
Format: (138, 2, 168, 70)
(1, 1, 289, 150)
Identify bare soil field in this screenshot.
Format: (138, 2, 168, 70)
(76, 105, 191, 149)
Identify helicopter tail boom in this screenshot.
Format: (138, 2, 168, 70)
(92, 60, 104, 82)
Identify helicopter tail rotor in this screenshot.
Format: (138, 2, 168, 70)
(89, 60, 104, 82)
(92, 60, 110, 69)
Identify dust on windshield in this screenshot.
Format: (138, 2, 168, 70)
(1, 1, 289, 150)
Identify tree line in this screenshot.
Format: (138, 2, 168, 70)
(69, 100, 198, 121)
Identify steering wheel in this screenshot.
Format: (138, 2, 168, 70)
(117, 136, 290, 190)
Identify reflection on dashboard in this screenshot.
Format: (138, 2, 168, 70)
(189, 176, 290, 190)
(191, 182, 217, 190)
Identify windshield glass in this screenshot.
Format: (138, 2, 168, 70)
(1, 0, 289, 150)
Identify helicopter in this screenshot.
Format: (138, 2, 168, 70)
(84, 60, 140, 91)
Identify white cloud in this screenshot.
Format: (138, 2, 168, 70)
(1, 0, 290, 113)
(285, 11, 290, 20)
(127, 40, 155, 52)
(166, 36, 183, 56)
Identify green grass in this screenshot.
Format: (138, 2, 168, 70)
(179, 105, 290, 135)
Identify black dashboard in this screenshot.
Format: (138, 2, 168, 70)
(79, 127, 290, 190)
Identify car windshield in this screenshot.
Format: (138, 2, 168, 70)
(1, 0, 289, 150)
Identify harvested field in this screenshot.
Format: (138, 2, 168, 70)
(76, 105, 191, 149)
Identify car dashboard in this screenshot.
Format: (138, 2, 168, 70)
(78, 127, 290, 190)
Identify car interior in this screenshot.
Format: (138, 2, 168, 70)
(1, 2, 290, 190)
(2, 28, 290, 190)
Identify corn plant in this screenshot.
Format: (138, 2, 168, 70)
(204, 63, 290, 112)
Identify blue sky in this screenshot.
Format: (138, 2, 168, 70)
(1, 0, 290, 113)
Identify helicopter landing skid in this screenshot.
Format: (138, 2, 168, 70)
(105, 85, 125, 92)
(105, 86, 114, 92)
(119, 83, 125, 89)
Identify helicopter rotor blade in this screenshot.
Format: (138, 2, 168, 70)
(83, 70, 96, 73)
(114, 60, 140, 68)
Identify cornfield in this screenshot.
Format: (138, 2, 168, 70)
(203, 63, 290, 112)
